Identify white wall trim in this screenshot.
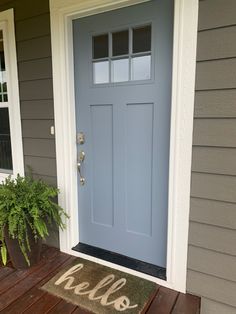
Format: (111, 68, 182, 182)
(50, 0, 198, 292)
(0, 9, 24, 182)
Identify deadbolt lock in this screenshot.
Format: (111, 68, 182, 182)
(77, 132, 85, 145)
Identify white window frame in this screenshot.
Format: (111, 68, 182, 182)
(0, 9, 24, 182)
(49, 0, 198, 293)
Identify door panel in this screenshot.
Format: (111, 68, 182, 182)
(73, 0, 174, 267)
(125, 103, 153, 236)
(90, 104, 114, 227)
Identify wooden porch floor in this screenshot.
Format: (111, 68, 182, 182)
(0, 246, 200, 313)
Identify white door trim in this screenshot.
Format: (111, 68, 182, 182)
(49, 0, 198, 293)
(0, 9, 24, 182)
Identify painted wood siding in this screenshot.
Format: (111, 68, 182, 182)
(187, 1, 236, 313)
(0, 0, 58, 246)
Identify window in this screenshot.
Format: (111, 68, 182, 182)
(0, 9, 24, 180)
(0, 28, 12, 173)
(92, 25, 152, 84)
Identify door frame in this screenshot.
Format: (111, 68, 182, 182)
(50, 0, 198, 293)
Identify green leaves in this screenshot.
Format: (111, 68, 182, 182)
(0, 174, 68, 265)
(1, 243, 7, 266)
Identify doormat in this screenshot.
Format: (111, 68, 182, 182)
(42, 257, 158, 314)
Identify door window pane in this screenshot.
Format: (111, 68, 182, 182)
(93, 34, 109, 59)
(133, 25, 151, 53)
(0, 108, 12, 171)
(112, 30, 129, 56)
(111, 58, 129, 82)
(131, 55, 151, 80)
(92, 25, 152, 84)
(93, 61, 109, 84)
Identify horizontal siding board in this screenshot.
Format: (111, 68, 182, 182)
(16, 36, 51, 62)
(25, 173, 57, 187)
(22, 120, 55, 139)
(188, 222, 236, 256)
(20, 100, 54, 120)
(19, 79, 53, 100)
(14, 0, 49, 21)
(15, 14, 51, 42)
(188, 246, 236, 282)
(201, 298, 236, 314)
(193, 119, 236, 147)
(23, 139, 56, 158)
(197, 26, 236, 61)
(24, 156, 57, 177)
(44, 227, 59, 248)
(0, 0, 15, 6)
(194, 90, 236, 118)
(18, 58, 52, 81)
(190, 197, 236, 230)
(187, 270, 236, 308)
(195, 59, 236, 91)
(191, 172, 236, 203)
(198, 0, 236, 31)
(192, 147, 236, 175)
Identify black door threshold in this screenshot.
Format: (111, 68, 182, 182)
(72, 242, 166, 280)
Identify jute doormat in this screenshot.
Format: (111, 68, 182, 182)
(42, 257, 158, 314)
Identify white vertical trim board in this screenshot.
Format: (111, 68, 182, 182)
(0, 9, 24, 182)
(50, 0, 199, 292)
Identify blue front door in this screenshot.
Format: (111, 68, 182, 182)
(73, 0, 173, 268)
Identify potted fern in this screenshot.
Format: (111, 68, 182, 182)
(0, 174, 68, 269)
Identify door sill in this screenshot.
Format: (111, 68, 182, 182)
(72, 242, 166, 280)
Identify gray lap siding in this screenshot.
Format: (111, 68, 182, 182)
(187, 0, 236, 313)
(0, 0, 58, 246)
(0, 0, 57, 187)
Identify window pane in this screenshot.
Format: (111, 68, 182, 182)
(131, 55, 151, 80)
(133, 25, 151, 53)
(0, 37, 8, 102)
(0, 108, 12, 171)
(112, 30, 129, 56)
(93, 61, 109, 84)
(112, 58, 129, 82)
(93, 34, 109, 59)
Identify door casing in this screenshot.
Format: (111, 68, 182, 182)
(49, 0, 199, 293)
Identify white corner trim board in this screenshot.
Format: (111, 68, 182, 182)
(0, 9, 24, 182)
(50, 0, 199, 293)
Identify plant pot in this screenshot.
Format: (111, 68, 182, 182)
(4, 228, 42, 269)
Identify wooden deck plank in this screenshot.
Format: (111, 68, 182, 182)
(0, 266, 15, 281)
(0, 249, 68, 311)
(3, 256, 76, 313)
(0, 247, 57, 295)
(172, 293, 201, 314)
(46, 300, 78, 313)
(23, 292, 61, 314)
(72, 307, 92, 313)
(146, 287, 179, 314)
